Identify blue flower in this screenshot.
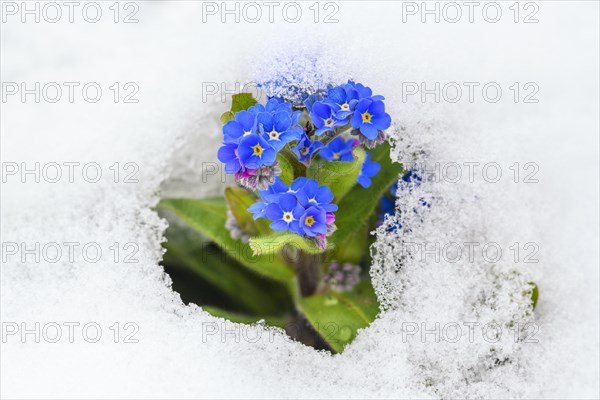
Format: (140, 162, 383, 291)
(247, 177, 288, 220)
(346, 80, 385, 102)
(217, 142, 242, 174)
(295, 179, 338, 212)
(291, 133, 324, 163)
(302, 93, 324, 112)
(324, 85, 359, 119)
(319, 136, 356, 162)
(222, 110, 257, 144)
(265, 193, 305, 234)
(309, 102, 346, 136)
(350, 98, 392, 140)
(258, 176, 289, 203)
(237, 134, 276, 170)
(258, 111, 302, 151)
(379, 195, 395, 216)
(299, 206, 328, 237)
(248, 97, 290, 115)
(357, 152, 381, 188)
(247, 201, 267, 220)
(287, 177, 309, 193)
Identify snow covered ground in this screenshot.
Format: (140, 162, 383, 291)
(1, 1, 598, 398)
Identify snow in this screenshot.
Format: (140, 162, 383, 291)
(1, 1, 598, 398)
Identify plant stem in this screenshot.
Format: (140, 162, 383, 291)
(295, 250, 321, 297)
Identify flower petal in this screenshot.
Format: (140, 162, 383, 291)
(360, 123, 379, 140)
(278, 193, 298, 212)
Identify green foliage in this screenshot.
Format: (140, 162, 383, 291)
(276, 153, 295, 186)
(162, 225, 284, 316)
(331, 142, 403, 245)
(529, 282, 539, 309)
(249, 232, 329, 256)
(158, 197, 295, 283)
(307, 147, 366, 201)
(230, 93, 258, 113)
(158, 140, 402, 353)
(298, 280, 380, 353)
(220, 111, 234, 124)
(279, 147, 307, 182)
(224, 186, 270, 236)
(220, 93, 258, 123)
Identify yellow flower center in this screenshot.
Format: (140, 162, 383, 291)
(333, 153, 340, 159)
(252, 144, 263, 156)
(304, 216, 315, 227)
(362, 112, 372, 123)
(341, 103, 349, 110)
(283, 212, 293, 222)
(309, 198, 317, 203)
(269, 130, 279, 140)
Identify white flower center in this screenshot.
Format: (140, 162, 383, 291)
(282, 212, 294, 222)
(269, 130, 280, 140)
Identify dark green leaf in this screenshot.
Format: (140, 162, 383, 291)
(162, 226, 283, 315)
(298, 280, 380, 353)
(158, 197, 295, 283)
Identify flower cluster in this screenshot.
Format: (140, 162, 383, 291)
(248, 177, 337, 248)
(218, 80, 392, 242)
(217, 98, 303, 190)
(305, 80, 392, 149)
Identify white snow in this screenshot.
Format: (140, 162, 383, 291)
(1, 1, 598, 398)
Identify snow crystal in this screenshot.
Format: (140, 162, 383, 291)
(2, 2, 598, 399)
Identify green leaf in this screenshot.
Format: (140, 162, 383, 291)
(202, 305, 288, 329)
(162, 227, 283, 315)
(276, 153, 295, 186)
(528, 282, 539, 309)
(279, 146, 306, 182)
(231, 93, 258, 113)
(220, 111, 234, 124)
(298, 280, 380, 353)
(307, 146, 366, 201)
(250, 232, 329, 256)
(224, 186, 270, 236)
(330, 222, 370, 264)
(158, 197, 295, 283)
(330, 142, 403, 246)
